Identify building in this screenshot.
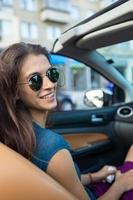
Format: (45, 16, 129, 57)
(0, 0, 114, 50)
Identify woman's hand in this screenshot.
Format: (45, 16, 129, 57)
(98, 169, 133, 200)
(90, 165, 117, 183)
(81, 165, 117, 185)
(114, 169, 133, 193)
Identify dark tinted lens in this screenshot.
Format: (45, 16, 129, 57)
(46, 68, 59, 83)
(28, 74, 42, 91)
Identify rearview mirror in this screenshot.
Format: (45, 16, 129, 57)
(84, 89, 112, 108)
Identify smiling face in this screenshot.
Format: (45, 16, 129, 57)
(17, 54, 57, 116)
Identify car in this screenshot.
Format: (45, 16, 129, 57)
(1, 0, 133, 199)
(57, 91, 75, 111)
(47, 0, 133, 175)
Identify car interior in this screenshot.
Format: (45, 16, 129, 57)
(0, 0, 133, 199)
(49, 0, 133, 174)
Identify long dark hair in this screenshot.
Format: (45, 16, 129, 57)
(0, 42, 50, 159)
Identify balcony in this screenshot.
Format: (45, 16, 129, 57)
(40, 1, 71, 24)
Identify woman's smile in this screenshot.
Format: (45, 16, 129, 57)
(39, 91, 56, 102)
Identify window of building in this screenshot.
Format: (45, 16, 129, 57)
(1, 0, 13, 6)
(21, 22, 38, 39)
(0, 20, 12, 39)
(47, 26, 61, 41)
(20, 0, 36, 11)
(70, 6, 80, 20)
(44, 0, 70, 12)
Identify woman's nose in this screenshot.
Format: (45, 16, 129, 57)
(42, 75, 55, 89)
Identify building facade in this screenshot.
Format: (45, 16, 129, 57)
(0, 0, 111, 49)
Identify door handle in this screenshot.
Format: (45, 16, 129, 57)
(91, 114, 104, 122)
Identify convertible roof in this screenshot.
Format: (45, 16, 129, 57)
(53, 0, 133, 52)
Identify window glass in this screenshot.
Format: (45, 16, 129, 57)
(98, 40, 133, 84)
(44, 0, 70, 12)
(47, 26, 61, 41)
(70, 6, 80, 20)
(1, 0, 13, 6)
(21, 22, 29, 38)
(2, 20, 11, 35)
(47, 26, 53, 41)
(51, 54, 112, 111)
(30, 24, 38, 39)
(21, 22, 38, 39)
(54, 27, 61, 39)
(20, 0, 36, 11)
(0, 20, 12, 38)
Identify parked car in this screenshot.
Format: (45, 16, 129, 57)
(57, 91, 75, 111)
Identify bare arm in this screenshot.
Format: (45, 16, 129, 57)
(47, 149, 90, 200)
(81, 165, 116, 185)
(47, 150, 133, 200)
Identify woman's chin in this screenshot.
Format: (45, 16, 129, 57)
(45, 101, 57, 111)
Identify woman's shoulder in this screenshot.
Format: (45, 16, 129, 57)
(33, 122, 69, 147)
(32, 122, 70, 171)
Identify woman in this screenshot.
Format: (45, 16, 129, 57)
(0, 42, 133, 200)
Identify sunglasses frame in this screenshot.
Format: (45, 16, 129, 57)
(18, 67, 59, 91)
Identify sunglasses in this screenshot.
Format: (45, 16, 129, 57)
(19, 67, 59, 91)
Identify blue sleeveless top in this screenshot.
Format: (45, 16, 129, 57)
(31, 122, 96, 200)
(31, 122, 80, 175)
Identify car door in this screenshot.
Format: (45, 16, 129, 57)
(47, 105, 126, 174)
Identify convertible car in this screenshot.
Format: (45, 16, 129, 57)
(0, 0, 133, 199)
(49, 0, 133, 174)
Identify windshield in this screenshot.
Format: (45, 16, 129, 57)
(98, 40, 133, 84)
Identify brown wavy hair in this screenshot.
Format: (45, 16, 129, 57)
(0, 42, 51, 159)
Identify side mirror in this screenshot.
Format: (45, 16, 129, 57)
(84, 89, 112, 108)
